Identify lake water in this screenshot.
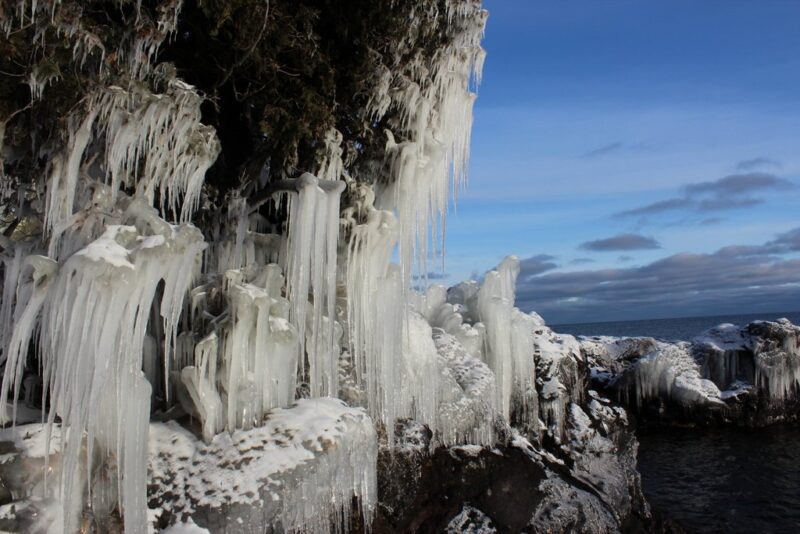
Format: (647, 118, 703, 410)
(553, 311, 800, 341)
(638, 426, 800, 533)
(553, 312, 800, 533)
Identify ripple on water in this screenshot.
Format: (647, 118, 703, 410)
(637, 426, 800, 533)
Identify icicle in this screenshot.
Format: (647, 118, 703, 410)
(400, 311, 441, 427)
(369, 1, 486, 285)
(97, 81, 220, 221)
(187, 264, 301, 435)
(120, 371, 151, 533)
(6, 220, 207, 532)
(44, 108, 99, 253)
(510, 309, 537, 420)
(0, 255, 58, 424)
(44, 80, 220, 259)
(284, 173, 344, 398)
(316, 128, 345, 182)
(0, 244, 27, 361)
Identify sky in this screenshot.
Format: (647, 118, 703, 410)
(440, 0, 800, 324)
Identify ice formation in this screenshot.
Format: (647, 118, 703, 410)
(433, 331, 497, 446)
(344, 206, 403, 440)
(475, 257, 531, 421)
(342, 209, 444, 445)
(45, 82, 220, 259)
(693, 319, 800, 401)
(614, 343, 724, 408)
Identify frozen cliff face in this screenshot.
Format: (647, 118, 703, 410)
(694, 319, 800, 402)
(580, 318, 800, 426)
(617, 343, 725, 409)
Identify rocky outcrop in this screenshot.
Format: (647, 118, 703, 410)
(373, 420, 649, 533)
(581, 319, 800, 427)
(370, 315, 659, 533)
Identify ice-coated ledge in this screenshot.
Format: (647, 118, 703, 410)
(150, 397, 377, 533)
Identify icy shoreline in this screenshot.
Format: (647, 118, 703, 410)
(1, 313, 797, 532)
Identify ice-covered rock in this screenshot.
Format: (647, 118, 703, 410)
(0, 400, 376, 534)
(694, 319, 800, 402)
(529, 475, 619, 534)
(433, 331, 497, 446)
(533, 322, 584, 441)
(445, 505, 497, 533)
(579, 318, 800, 426)
(373, 420, 652, 533)
(150, 398, 376, 533)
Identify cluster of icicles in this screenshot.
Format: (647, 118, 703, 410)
(0, 1, 562, 533)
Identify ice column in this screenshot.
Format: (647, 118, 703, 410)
(476, 256, 521, 421)
(345, 209, 404, 442)
(284, 173, 345, 398)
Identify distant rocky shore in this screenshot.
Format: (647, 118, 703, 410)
(583, 317, 800, 427)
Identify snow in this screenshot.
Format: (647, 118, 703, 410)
(0, 423, 61, 459)
(161, 518, 211, 534)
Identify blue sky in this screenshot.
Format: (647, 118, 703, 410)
(441, 0, 800, 324)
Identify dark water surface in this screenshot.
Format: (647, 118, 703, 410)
(552, 313, 800, 533)
(553, 311, 800, 341)
(638, 426, 800, 533)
